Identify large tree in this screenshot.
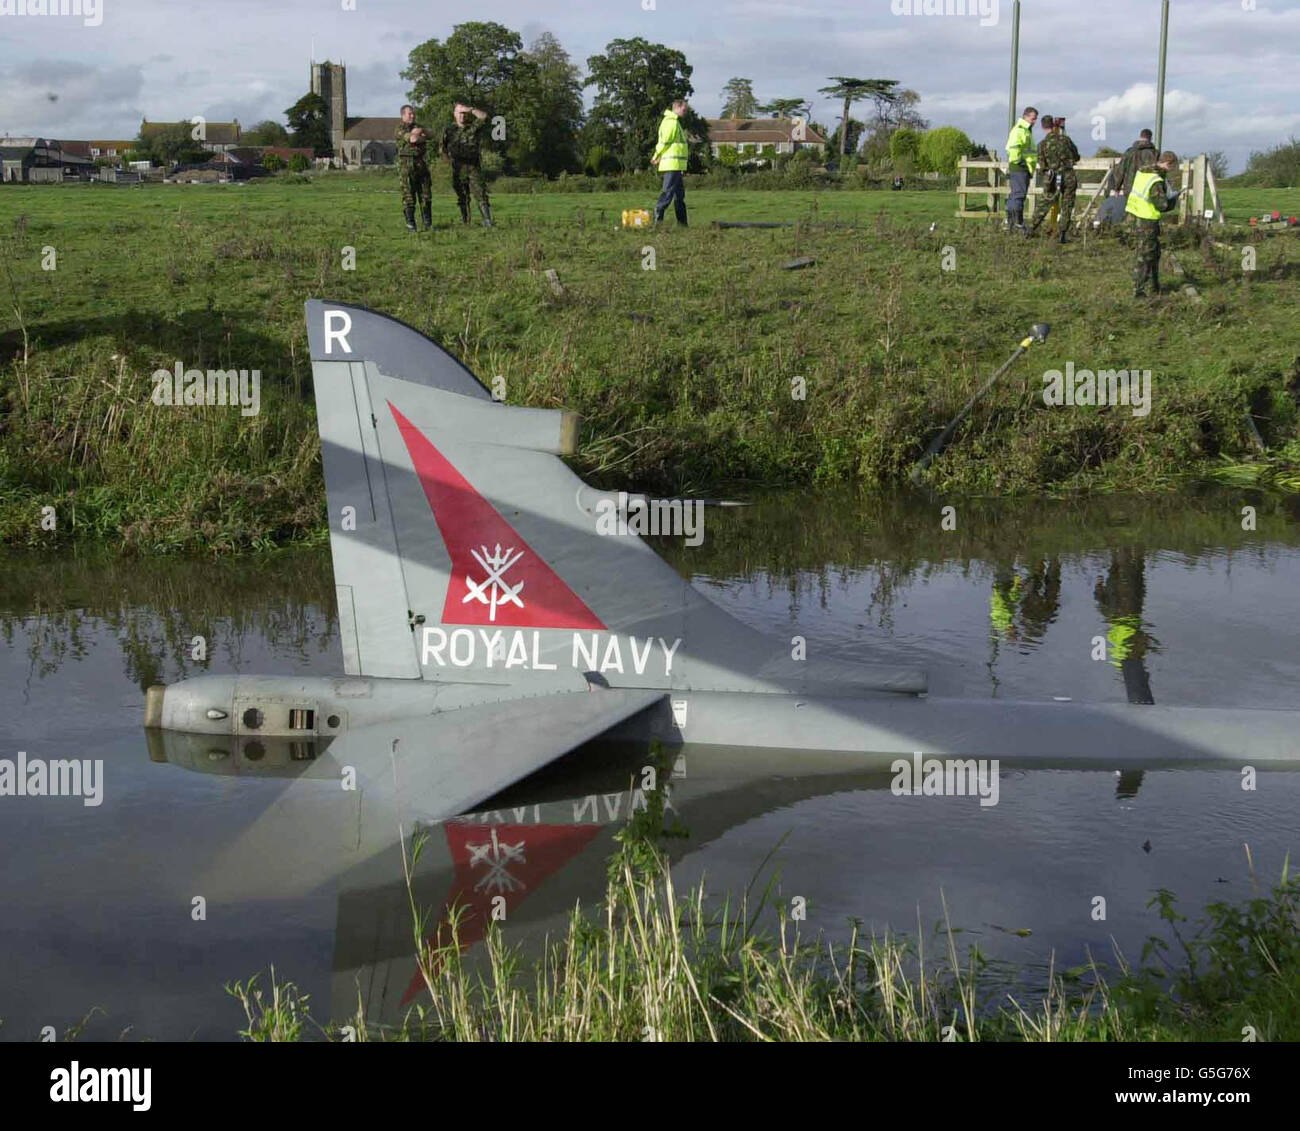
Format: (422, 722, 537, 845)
(243, 119, 291, 146)
(285, 92, 332, 156)
(818, 77, 898, 157)
(136, 122, 208, 165)
(402, 21, 523, 123)
(720, 77, 759, 119)
(584, 37, 704, 172)
(508, 31, 585, 176)
(759, 97, 811, 119)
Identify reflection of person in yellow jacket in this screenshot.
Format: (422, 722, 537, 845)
(1095, 548, 1159, 800)
(1094, 548, 1158, 705)
(650, 99, 690, 227)
(990, 573, 1023, 641)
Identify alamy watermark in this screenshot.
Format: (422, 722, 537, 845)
(891, 0, 999, 27)
(1042, 363, 1152, 418)
(0, 0, 102, 26)
(151, 360, 261, 416)
(1, 752, 104, 806)
(594, 492, 704, 547)
(891, 752, 1000, 806)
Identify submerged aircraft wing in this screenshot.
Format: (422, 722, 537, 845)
(341, 688, 667, 834)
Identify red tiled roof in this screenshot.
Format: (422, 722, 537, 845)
(706, 118, 827, 145)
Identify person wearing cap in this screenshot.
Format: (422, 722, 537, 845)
(1126, 150, 1180, 297)
(1003, 106, 1038, 233)
(1028, 116, 1080, 242)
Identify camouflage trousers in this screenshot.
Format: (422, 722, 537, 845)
(452, 161, 490, 222)
(399, 161, 432, 212)
(1030, 170, 1078, 232)
(1131, 218, 1161, 293)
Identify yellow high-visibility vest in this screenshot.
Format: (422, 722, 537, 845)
(1126, 170, 1163, 220)
(653, 111, 689, 172)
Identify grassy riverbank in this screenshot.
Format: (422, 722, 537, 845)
(227, 790, 1300, 1042)
(2, 175, 1299, 552)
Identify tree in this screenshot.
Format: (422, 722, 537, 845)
(818, 77, 898, 157)
(508, 31, 585, 177)
(721, 78, 759, 119)
(136, 122, 208, 166)
(826, 118, 866, 157)
(284, 92, 332, 157)
(402, 21, 522, 122)
(260, 152, 286, 171)
(918, 126, 974, 175)
(1095, 145, 1122, 158)
(759, 98, 810, 119)
(1207, 150, 1230, 182)
(890, 127, 922, 166)
(584, 37, 701, 172)
(243, 120, 290, 146)
(288, 153, 311, 172)
(1239, 138, 1299, 187)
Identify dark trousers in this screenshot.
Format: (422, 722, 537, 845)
(654, 171, 687, 225)
(1006, 168, 1029, 221)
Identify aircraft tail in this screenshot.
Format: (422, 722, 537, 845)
(306, 300, 925, 697)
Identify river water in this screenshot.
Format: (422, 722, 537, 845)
(1, 488, 1297, 1039)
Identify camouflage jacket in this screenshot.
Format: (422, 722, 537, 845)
(1115, 139, 1157, 194)
(1038, 131, 1080, 174)
(394, 122, 429, 165)
(441, 116, 487, 165)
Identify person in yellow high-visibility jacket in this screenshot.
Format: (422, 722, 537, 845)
(650, 99, 690, 227)
(1003, 106, 1038, 232)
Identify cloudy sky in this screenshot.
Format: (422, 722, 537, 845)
(1, 0, 1296, 171)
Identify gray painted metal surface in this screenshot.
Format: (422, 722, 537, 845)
(143, 300, 1300, 817)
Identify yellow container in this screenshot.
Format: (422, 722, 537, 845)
(622, 208, 652, 229)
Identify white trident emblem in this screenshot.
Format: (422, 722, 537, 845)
(464, 543, 525, 621)
(467, 828, 527, 894)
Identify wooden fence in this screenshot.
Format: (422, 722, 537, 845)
(957, 153, 1223, 227)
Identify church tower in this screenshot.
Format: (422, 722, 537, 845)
(310, 61, 348, 156)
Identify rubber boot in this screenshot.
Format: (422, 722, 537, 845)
(403, 206, 416, 232)
(459, 199, 471, 225)
(420, 202, 432, 231)
(479, 200, 493, 228)
(1150, 267, 1161, 296)
(1058, 226, 1070, 244)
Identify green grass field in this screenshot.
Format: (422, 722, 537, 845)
(2, 172, 1298, 551)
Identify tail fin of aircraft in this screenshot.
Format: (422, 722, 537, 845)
(305, 301, 925, 696)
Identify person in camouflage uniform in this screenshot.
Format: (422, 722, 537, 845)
(1126, 151, 1180, 297)
(441, 103, 492, 227)
(1028, 117, 1080, 242)
(395, 104, 432, 231)
(1113, 129, 1158, 196)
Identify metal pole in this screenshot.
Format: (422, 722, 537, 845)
(1155, 0, 1169, 151)
(1008, 0, 1021, 136)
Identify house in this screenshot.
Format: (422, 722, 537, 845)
(85, 140, 137, 163)
(139, 117, 243, 154)
(706, 118, 827, 158)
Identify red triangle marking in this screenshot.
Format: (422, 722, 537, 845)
(389, 401, 605, 630)
(400, 822, 604, 1007)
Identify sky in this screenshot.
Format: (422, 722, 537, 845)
(0, 0, 1296, 172)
